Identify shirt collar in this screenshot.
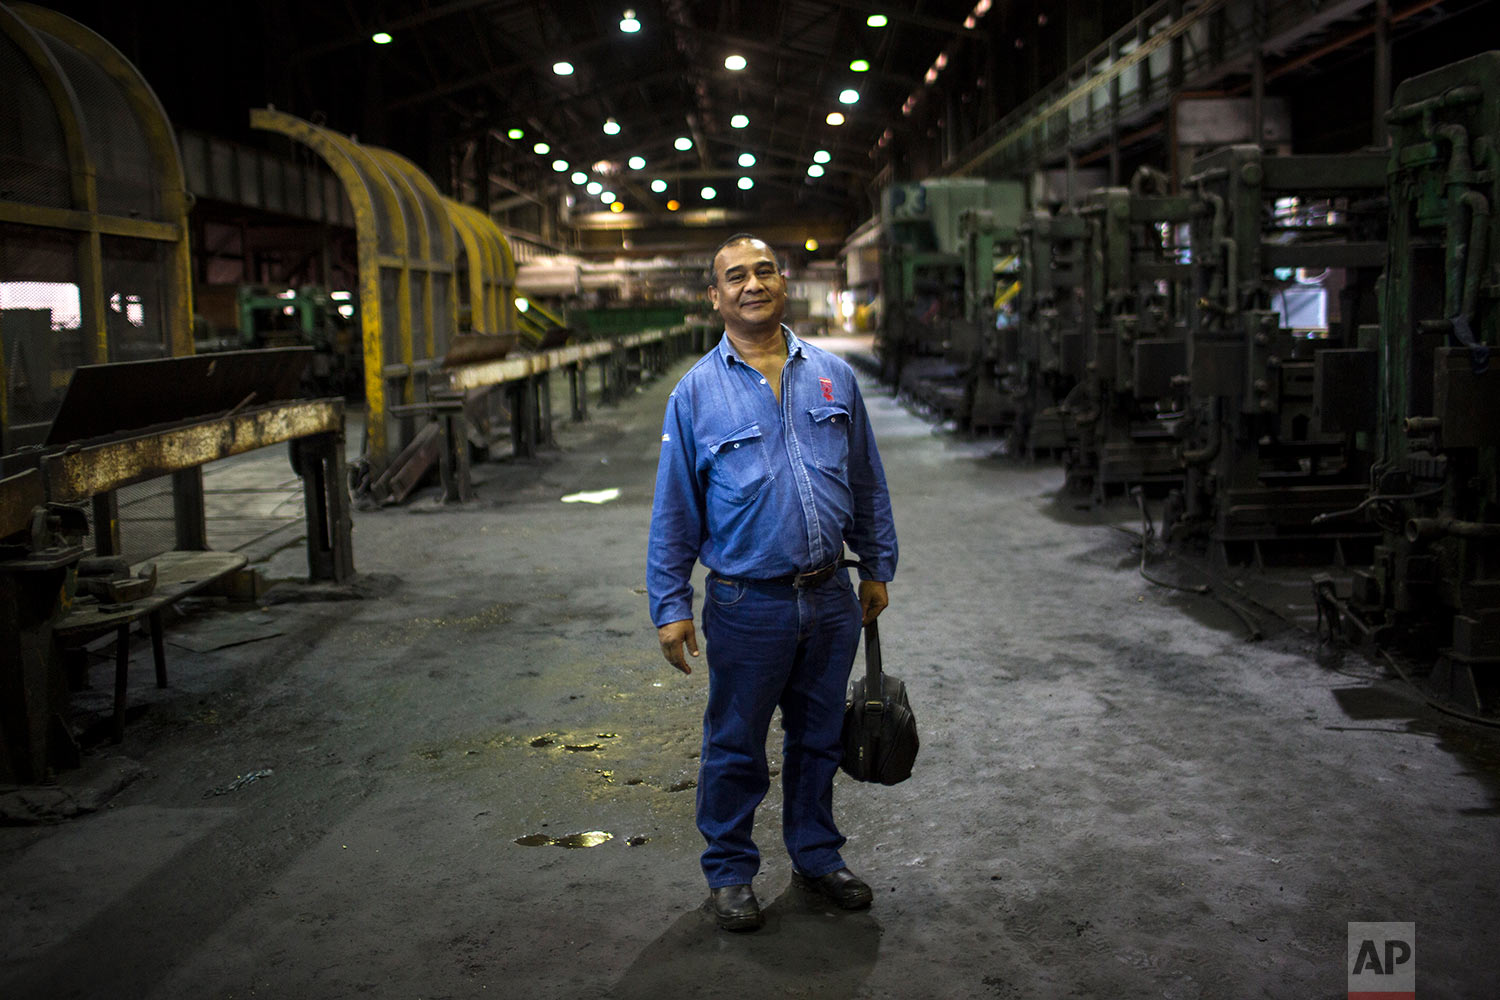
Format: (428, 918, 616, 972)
(717, 324, 805, 366)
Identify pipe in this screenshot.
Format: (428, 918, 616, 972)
(1405, 515, 1500, 543)
(1458, 190, 1490, 323)
(1220, 236, 1239, 317)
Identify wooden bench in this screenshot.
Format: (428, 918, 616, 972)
(53, 550, 248, 743)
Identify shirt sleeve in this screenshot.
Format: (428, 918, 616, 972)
(647, 389, 707, 626)
(844, 379, 898, 582)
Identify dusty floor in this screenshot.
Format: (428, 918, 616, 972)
(3, 342, 1499, 999)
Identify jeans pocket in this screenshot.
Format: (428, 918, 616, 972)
(707, 575, 746, 607)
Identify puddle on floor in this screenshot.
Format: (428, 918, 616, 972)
(514, 831, 615, 848)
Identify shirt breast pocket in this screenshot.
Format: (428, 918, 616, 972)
(807, 405, 851, 472)
(707, 423, 772, 503)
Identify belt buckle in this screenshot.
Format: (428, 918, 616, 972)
(792, 565, 830, 589)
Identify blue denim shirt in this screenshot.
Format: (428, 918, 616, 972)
(647, 327, 898, 626)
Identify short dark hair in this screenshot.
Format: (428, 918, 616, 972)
(706, 233, 780, 287)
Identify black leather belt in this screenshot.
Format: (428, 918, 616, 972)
(732, 562, 843, 590)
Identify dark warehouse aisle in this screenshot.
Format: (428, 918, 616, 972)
(2, 355, 1498, 999)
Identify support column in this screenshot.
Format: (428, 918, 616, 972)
(1373, 0, 1391, 147)
(172, 468, 208, 551)
(296, 429, 354, 582)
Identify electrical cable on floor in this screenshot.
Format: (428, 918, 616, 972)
(1128, 489, 1263, 641)
(1379, 649, 1500, 730)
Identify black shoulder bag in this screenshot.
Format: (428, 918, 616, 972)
(839, 617, 919, 785)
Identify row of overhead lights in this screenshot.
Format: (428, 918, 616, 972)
(900, 0, 992, 122)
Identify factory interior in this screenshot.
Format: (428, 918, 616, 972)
(3, 0, 1500, 996)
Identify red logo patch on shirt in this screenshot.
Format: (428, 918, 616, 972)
(819, 377, 834, 401)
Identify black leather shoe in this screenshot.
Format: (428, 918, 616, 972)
(792, 867, 873, 909)
(708, 883, 764, 931)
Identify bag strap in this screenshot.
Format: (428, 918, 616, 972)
(839, 559, 885, 711)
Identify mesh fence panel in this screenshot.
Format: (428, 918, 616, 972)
(34, 30, 160, 221)
(1, 222, 86, 426)
(0, 28, 71, 209)
(101, 235, 168, 362)
(116, 475, 177, 563)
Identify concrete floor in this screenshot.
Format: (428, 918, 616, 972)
(3, 341, 1499, 999)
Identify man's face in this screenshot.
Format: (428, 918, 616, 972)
(709, 239, 786, 334)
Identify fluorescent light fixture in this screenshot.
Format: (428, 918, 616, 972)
(866, 14, 888, 27)
(701, 186, 717, 200)
(738, 152, 756, 167)
(372, 32, 393, 44)
(730, 114, 749, 129)
(553, 61, 574, 76)
(601, 191, 616, 203)
(724, 54, 747, 71)
(813, 149, 831, 163)
(850, 59, 870, 72)
(738, 176, 754, 190)
(508, 128, 524, 140)
(571, 171, 587, 184)
(826, 112, 845, 125)
(586, 181, 603, 195)
(674, 136, 693, 151)
(603, 118, 621, 135)
(839, 89, 860, 105)
(808, 164, 825, 177)
(533, 141, 550, 154)
(552, 159, 568, 172)
(650, 178, 667, 192)
(628, 155, 646, 170)
(620, 9, 640, 32)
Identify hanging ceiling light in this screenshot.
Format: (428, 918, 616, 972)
(674, 136, 693, 151)
(603, 118, 621, 135)
(533, 141, 551, 154)
(850, 59, 869, 72)
(551, 159, 568, 172)
(507, 128, 524, 140)
(826, 112, 845, 126)
(701, 186, 717, 200)
(586, 181, 603, 195)
(371, 32, 393, 45)
(724, 54, 747, 71)
(866, 14, 888, 27)
(730, 114, 749, 129)
(650, 179, 667, 193)
(808, 164, 825, 177)
(571, 171, 587, 184)
(738, 152, 756, 167)
(619, 9, 640, 33)
(839, 89, 860, 105)
(738, 177, 754, 190)
(813, 149, 831, 164)
(553, 61, 574, 76)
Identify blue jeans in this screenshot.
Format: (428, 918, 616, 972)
(698, 570, 862, 888)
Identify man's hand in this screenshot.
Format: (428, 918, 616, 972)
(657, 619, 700, 674)
(858, 580, 889, 625)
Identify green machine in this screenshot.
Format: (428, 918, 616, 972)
(1170, 145, 1388, 561)
(1328, 53, 1500, 713)
(1065, 180, 1201, 497)
(1011, 208, 1089, 457)
(877, 178, 1026, 424)
(236, 285, 363, 397)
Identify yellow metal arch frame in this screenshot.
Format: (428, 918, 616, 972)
(445, 201, 518, 335)
(0, 4, 193, 443)
(252, 108, 471, 471)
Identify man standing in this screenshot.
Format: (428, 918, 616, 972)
(647, 234, 898, 931)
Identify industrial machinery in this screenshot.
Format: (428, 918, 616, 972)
(1170, 145, 1388, 563)
(1065, 173, 1200, 497)
(1011, 208, 1088, 457)
(952, 207, 1023, 433)
(876, 178, 1026, 421)
(1322, 53, 1500, 713)
(236, 285, 362, 396)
